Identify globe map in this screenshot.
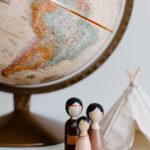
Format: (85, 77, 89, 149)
(0, 0, 126, 86)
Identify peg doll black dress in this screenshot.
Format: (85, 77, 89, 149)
(65, 97, 83, 150)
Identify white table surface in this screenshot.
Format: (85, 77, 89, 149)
(0, 132, 149, 150)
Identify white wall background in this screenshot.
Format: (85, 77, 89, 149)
(0, 0, 150, 124)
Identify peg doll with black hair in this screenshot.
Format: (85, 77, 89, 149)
(86, 103, 105, 150)
(75, 116, 91, 150)
(65, 97, 83, 150)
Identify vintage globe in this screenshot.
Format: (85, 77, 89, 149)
(0, 0, 134, 147)
(0, 0, 133, 93)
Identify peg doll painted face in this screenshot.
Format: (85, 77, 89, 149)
(66, 98, 83, 119)
(86, 103, 104, 123)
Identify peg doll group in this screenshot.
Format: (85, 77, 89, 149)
(65, 97, 105, 150)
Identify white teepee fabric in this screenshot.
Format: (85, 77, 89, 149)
(101, 71, 150, 150)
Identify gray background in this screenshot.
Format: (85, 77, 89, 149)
(0, 0, 150, 139)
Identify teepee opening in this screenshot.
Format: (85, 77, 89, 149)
(131, 123, 149, 150)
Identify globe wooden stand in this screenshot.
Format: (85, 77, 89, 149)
(0, 94, 64, 147)
(0, 0, 134, 147)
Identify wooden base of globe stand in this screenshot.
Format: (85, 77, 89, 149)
(0, 94, 64, 147)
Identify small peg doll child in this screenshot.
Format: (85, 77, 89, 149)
(75, 116, 91, 150)
(65, 97, 83, 150)
(86, 103, 105, 150)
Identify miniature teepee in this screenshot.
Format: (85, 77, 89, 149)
(101, 69, 150, 150)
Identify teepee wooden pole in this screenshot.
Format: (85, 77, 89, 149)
(126, 70, 133, 81)
(126, 68, 141, 82)
(133, 67, 141, 81)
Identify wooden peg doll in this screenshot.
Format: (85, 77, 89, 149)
(86, 103, 105, 150)
(75, 116, 91, 150)
(65, 97, 83, 150)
